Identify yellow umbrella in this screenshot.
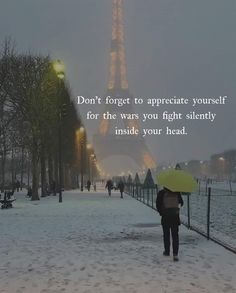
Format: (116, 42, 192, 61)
(157, 169, 198, 193)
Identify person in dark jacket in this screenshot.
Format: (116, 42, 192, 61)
(16, 180, 20, 192)
(87, 180, 91, 191)
(105, 179, 113, 196)
(156, 187, 183, 261)
(117, 180, 125, 198)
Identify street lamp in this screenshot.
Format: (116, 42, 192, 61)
(79, 126, 85, 191)
(86, 144, 92, 181)
(90, 154, 96, 183)
(53, 59, 65, 203)
(219, 157, 225, 180)
(199, 160, 204, 177)
(53, 60, 65, 79)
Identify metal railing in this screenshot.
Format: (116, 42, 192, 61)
(125, 184, 236, 254)
(125, 183, 158, 210)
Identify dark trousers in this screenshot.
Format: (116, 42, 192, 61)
(162, 222, 179, 255)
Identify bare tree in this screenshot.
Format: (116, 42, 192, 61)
(0, 38, 17, 191)
(1, 38, 84, 199)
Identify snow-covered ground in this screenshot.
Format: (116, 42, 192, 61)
(133, 185, 236, 250)
(199, 181, 236, 195)
(181, 193, 236, 249)
(0, 187, 236, 293)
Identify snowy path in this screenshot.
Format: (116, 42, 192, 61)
(0, 189, 236, 293)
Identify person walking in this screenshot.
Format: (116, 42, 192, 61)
(87, 180, 91, 191)
(105, 179, 113, 196)
(117, 180, 125, 198)
(16, 180, 20, 192)
(156, 187, 183, 261)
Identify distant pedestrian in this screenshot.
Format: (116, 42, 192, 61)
(16, 180, 20, 192)
(105, 179, 113, 196)
(93, 183, 96, 192)
(156, 187, 183, 261)
(175, 163, 181, 170)
(27, 186, 32, 197)
(87, 180, 91, 191)
(117, 180, 125, 198)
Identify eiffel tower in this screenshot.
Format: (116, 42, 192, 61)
(93, 0, 156, 170)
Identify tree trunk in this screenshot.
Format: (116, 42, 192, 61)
(27, 152, 30, 189)
(40, 145, 46, 197)
(20, 147, 24, 190)
(31, 145, 39, 201)
(0, 147, 6, 192)
(48, 152, 53, 188)
(76, 173, 79, 188)
(11, 148, 15, 190)
(64, 165, 72, 190)
(53, 155, 59, 193)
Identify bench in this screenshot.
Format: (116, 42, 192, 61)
(0, 191, 16, 209)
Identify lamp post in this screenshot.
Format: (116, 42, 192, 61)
(53, 60, 65, 203)
(79, 127, 85, 191)
(87, 144, 92, 180)
(90, 154, 96, 183)
(219, 157, 225, 181)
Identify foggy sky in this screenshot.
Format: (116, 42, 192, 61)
(0, 0, 235, 173)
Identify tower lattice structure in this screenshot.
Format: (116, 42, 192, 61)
(94, 0, 156, 169)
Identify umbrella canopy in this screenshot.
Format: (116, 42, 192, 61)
(157, 169, 198, 193)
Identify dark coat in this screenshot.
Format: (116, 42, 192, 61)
(118, 181, 125, 192)
(156, 189, 183, 226)
(105, 180, 113, 190)
(87, 180, 91, 187)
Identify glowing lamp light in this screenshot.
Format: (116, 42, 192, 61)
(53, 60, 65, 74)
(87, 144, 92, 150)
(79, 126, 85, 134)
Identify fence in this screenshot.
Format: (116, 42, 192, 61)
(125, 184, 236, 254)
(125, 183, 158, 210)
(197, 180, 236, 196)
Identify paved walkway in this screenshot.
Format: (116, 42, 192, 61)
(0, 189, 236, 293)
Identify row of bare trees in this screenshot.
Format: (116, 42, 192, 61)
(0, 38, 89, 200)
